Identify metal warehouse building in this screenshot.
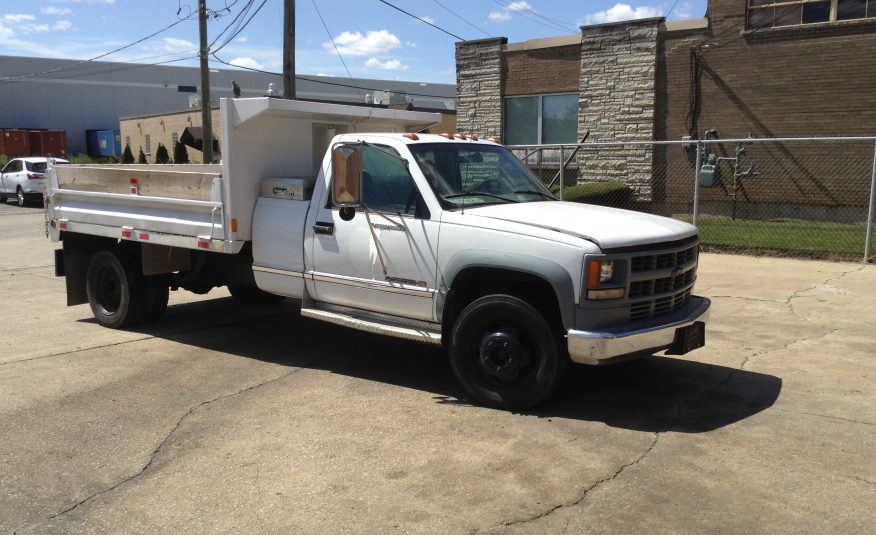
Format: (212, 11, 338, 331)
(0, 55, 456, 156)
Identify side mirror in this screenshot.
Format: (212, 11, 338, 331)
(331, 145, 362, 208)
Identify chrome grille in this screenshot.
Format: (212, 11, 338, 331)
(626, 242, 698, 321)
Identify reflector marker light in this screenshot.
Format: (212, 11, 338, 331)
(58, 221, 68, 230)
(230, 218, 238, 233)
(440, 133, 453, 139)
(139, 233, 149, 241)
(470, 134, 479, 141)
(121, 230, 132, 238)
(197, 239, 210, 249)
(454, 133, 467, 140)
(403, 133, 419, 141)
(130, 177, 139, 195)
(488, 136, 501, 144)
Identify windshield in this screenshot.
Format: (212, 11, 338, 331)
(408, 143, 556, 209)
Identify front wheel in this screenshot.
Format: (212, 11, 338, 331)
(449, 294, 567, 410)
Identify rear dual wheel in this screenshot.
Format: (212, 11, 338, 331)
(86, 250, 169, 328)
(449, 294, 567, 410)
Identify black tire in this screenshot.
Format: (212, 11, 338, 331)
(227, 284, 285, 305)
(16, 187, 26, 207)
(142, 275, 170, 322)
(86, 250, 147, 328)
(449, 294, 567, 410)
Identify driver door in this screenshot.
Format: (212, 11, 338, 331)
(310, 144, 439, 322)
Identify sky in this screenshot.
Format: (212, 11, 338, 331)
(0, 0, 707, 85)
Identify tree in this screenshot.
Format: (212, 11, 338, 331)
(173, 141, 189, 164)
(137, 147, 147, 164)
(121, 144, 134, 164)
(154, 143, 170, 164)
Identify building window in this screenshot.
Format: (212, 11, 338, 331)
(144, 134, 151, 155)
(748, 0, 874, 29)
(504, 93, 578, 145)
(125, 136, 130, 149)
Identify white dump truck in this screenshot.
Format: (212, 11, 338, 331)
(46, 97, 710, 409)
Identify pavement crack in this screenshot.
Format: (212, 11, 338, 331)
(739, 328, 838, 370)
(0, 310, 289, 368)
(771, 407, 875, 427)
(45, 358, 322, 522)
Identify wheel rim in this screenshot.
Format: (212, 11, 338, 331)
(17, 190, 24, 206)
(475, 327, 534, 385)
(93, 265, 122, 316)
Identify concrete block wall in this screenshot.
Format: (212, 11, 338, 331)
(577, 18, 662, 200)
(455, 38, 506, 137)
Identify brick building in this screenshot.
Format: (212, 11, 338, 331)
(455, 0, 876, 213)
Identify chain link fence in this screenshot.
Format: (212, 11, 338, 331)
(511, 137, 876, 262)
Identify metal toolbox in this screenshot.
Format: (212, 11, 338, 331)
(261, 177, 315, 200)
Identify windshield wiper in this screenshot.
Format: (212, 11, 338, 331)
(444, 191, 519, 203)
(513, 190, 557, 200)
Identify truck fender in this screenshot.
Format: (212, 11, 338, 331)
(437, 249, 576, 330)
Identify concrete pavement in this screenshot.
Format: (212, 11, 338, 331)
(1, 202, 873, 534)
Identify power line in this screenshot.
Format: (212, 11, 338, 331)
(0, 16, 193, 82)
(212, 0, 269, 53)
(376, 0, 466, 41)
(310, 0, 363, 100)
(665, 0, 682, 18)
(431, 0, 493, 39)
(210, 53, 455, 100)
(490, 0, 574, 34)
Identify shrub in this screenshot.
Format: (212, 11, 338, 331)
(0, 154, 8, 169)
(138, 147, 147, 164)
(552, 181, 634, 208)
(121, 144, 134, 164)
(69, 154, 118, 164)
(154, 143, 170, 164)
(173, 141, 189, 164)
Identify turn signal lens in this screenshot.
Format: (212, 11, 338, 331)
(587, 288, 625, 300)
(587, 260, 601, 288)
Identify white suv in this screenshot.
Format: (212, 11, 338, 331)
(0, 157, 69, 207)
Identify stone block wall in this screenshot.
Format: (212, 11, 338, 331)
(577, 18, 661, 200)
(455, 38, 506, 137)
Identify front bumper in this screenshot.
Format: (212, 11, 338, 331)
(568, 296, 711, 365)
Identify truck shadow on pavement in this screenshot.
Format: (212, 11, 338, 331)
(106, 297, 782, 434)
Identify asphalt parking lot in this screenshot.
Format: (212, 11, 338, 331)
(1, 200, 874, 534)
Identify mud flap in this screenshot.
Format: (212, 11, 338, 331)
(666, 321, 705, 355)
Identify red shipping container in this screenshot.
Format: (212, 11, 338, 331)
(28, 130, 67, 157)
(0, 129, 31, 158)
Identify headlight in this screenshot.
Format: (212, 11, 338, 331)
(600, 261, 614, 283)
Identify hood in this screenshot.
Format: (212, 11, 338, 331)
(464, 201, 698, 250)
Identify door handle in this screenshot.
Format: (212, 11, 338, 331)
(313, 221, 335, 235)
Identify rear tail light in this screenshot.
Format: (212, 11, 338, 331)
(27, 173, 43, 180)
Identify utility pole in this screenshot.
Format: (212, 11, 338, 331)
(283, 0, 295, 99)
(198, 0, 214, 163)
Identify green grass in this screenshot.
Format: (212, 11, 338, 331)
(679, 215, 867, 260)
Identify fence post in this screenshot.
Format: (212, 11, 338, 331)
(692, 140, 702, 227)
(865, 141, 876, 263)
(559, 145, 565, 202)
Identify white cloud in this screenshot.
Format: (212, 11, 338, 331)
(3, 14, 36, 23)
(419, 16, 435, 24)
(506, 1, 533, 11)
(229, 57, 264, 70)
(365, 58, 408, 71)
(324, 30, 400, 57)
(581, 3, 662, 25)
(162, 37, 195, 53)
(488, 11, 512, 22)
(52, 20, 73, 31)
(42, 7, 71, 16)
(673, 0, 692, 19)
(21, 23, 50, 34)
(237, 35, 248, 43)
